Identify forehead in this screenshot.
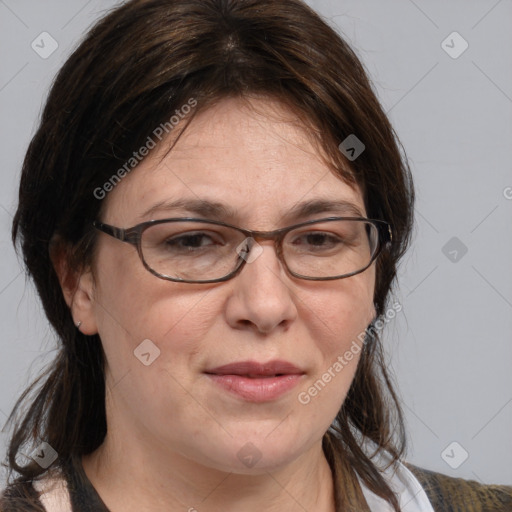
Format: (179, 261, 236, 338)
(104, 96, 365, 227)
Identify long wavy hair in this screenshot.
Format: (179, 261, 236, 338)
(2, 1, 414, 510)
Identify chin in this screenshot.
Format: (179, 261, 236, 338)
(195, 431, 313, 475)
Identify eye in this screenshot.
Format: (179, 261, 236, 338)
(291, 231, 343, 251)
(142, 222, 241, 259)
(164, 231, 220, 250)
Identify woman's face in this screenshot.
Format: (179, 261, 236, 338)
(79, 96, 376, 474)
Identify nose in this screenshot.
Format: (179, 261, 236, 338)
(224, 239, 298, 335)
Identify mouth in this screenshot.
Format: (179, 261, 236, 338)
(204, 360, 305, 402)
(205, 360, 303, 376)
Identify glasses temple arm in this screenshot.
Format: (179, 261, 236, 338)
(93, 221, 130, 242)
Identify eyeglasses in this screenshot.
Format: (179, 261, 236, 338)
(92, 217, 392, 283)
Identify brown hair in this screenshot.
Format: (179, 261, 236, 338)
(2, 1, 414, 510)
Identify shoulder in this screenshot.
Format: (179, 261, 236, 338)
(0, 469, 70, 512)
(405, 462, 512, 512)
(0, 480, 46, 512)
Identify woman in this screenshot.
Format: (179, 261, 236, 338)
(1, 0, 510, 510)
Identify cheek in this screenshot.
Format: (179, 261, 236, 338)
(93, 239, 211, 333)
(296, 273, 375, 413)
(90, 246, 211, 376)
(306, 271, 375, 353)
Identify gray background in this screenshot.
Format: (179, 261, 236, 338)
(0, 0, 511, 487)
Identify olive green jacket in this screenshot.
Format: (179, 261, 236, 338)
(406, 463, 512, 511)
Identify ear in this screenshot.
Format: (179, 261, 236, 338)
(366, 301, 378, 326)
(372, 301, 378, 320)
(50, 237, 98, 336)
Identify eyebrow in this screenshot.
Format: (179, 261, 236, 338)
(138, 197, 365, 223)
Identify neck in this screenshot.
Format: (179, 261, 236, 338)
(81, 431, 335, 512)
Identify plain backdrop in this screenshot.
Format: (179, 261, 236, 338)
(0, 0, 511, 487)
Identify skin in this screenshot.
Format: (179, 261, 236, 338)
(59, 96, 377, 512)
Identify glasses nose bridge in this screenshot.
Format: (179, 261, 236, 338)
(240, 226, 287, 262)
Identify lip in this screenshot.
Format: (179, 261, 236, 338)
(206, 360, 303, 376)
(205, 360, 305, 403)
